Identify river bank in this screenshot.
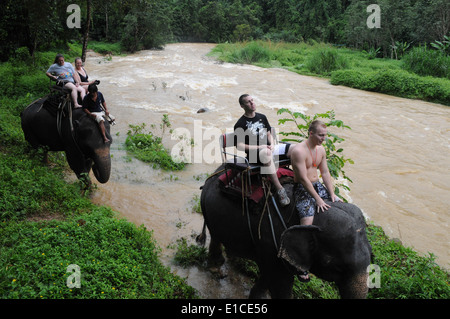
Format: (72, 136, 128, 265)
(209, 41, 450, 106)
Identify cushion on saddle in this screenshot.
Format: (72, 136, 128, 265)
(219, 167, 294, 203)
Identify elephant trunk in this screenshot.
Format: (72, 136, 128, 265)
(91, 146, 111, 183)
(337, 271, 369, 299)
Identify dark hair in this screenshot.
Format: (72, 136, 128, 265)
(88, 84, 98, 94)
(54, 54, 64, 64)
(239, 94, 250, 106)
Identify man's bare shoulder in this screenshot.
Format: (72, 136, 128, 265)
(318, 145, 327, 157)
(290, 143, 307, 159)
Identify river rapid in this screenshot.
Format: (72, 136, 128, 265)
(83, 43, 449, 298)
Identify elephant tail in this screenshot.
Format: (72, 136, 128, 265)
(196, 221, 207, 246)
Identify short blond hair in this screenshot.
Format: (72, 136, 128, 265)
(308, 120, 327, 134)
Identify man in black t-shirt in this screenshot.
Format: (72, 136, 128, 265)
(233, 94, 291, 206)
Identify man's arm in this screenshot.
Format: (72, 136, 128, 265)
(83, 108, 95, 120)
(318, 147, 339, 202)
(101, 100, 109, 116)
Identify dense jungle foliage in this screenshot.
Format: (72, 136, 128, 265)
(1, 0, 449, 59)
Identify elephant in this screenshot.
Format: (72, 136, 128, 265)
(20, 94, 112, 184)
(198, 165, 372, 299)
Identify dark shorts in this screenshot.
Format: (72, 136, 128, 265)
(294, 181, 331, 219)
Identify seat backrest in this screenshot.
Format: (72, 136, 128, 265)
(219, 132, 245, 163)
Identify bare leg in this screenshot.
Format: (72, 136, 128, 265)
(99, 121, 110, 143)
(64, 83, 82, 108)
(78, 85, 85, 101)
(300, 216, 314, 226)
(259, 148, 290, 206)
(259, 148, 282, 190)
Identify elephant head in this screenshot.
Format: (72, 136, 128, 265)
(277, 203, 372, 299)
(70, 110, 112, 184)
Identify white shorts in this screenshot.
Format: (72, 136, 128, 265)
(91, 112, 106, 123)
(91, 112, 115, 124)
(273, 143, 287, 156)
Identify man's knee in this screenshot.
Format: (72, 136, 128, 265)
(258, 148, 273, 165)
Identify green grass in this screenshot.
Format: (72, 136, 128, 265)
(209, 41, 450, 106)
(88, 41, 124, 55)
(1, 208, 197, 299)
(366, 223, 449, 299)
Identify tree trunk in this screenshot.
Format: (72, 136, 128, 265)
(81, 0, 92, 63)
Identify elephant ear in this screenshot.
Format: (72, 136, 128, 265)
(277, 225, 321, 273)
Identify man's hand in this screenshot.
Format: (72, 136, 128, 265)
(316, 198, 330, 213)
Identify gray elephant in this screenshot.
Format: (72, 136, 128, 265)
(20, 95, 112, 184)
(198, 165, 372, 299)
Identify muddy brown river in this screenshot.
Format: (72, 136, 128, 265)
(83, 43, 449, 298)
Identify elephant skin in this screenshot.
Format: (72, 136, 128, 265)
(199, 165, 372, 299)
(21, 96, 112, 184)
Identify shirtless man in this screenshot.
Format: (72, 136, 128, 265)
(290, 120, 341, 225)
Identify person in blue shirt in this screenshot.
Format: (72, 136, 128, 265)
(82, 84, 114, 143)
(46, 54, 85, 108)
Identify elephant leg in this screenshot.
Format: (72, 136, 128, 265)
(267, 264, 294, 299)
(249, 274, 269, 299)
(250, 262, 293, 299)
(207, 237, 225, 268)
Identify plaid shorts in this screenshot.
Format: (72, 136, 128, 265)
(294, 181, 331, 219)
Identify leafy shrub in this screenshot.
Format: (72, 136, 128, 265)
(306, 48, 348, 76)
(331, 69, 450, 105)
(125, 120, 186, 171)
(173, 237, 208, 268)
(228, 41, 272, 64)
(402, 46, 450, 79)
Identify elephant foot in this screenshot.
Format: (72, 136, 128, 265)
(208, 265, 227, 279)
(249, 280, 270, 299)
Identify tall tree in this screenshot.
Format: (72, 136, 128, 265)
(81, 0, 92, 62)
